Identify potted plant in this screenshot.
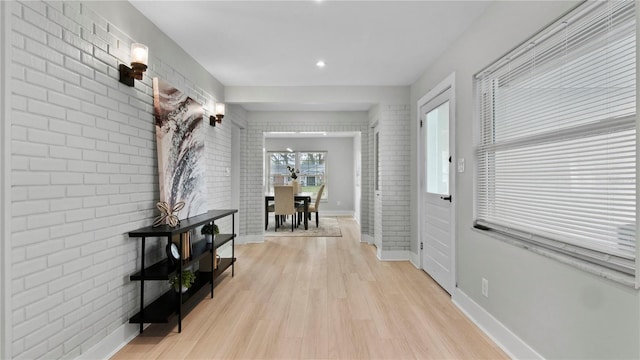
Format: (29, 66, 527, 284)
(201, 223, 219, 244)
(169, 270, 195, 293)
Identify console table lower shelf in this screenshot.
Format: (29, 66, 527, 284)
(129, 258, 236, 325)
(127, 209, 238, 333)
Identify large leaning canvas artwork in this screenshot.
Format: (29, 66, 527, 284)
(153, 78, 207, 220)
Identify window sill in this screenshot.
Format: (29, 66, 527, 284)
(471, 227, 637, 289)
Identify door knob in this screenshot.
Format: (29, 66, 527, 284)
(440, 195, 452, 202)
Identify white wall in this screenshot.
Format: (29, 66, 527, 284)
(410, 1, 640, 358)
(265, 136, 355, 214)
(378, 104, 411, 253)
(226, 85, 409, 108)
(6, 1, 233, 358)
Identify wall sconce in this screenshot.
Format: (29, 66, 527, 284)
(209, 102, 226, 127)
(119, 43, 148, 87)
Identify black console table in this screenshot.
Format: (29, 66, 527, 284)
(128, 209, 237, 333)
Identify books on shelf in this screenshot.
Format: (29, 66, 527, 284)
(172, 232, 192, 260)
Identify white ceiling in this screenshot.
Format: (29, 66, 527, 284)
(130, 0, 491, 88)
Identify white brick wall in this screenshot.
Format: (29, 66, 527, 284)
(9, 1, 230, 358)
(205, 109, 234, 235)
(368, 104, 412, 252)
(379, 104, 411, 251)
(229, 105, 248, 238)
(238, 107, 411, 248)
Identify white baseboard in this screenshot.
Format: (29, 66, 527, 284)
(239, 234, 264, 244)
(408, 251, 420, 269)
(361, 234, 374, 244)
(452, 289, 543, 360)
(81, 322, 146, 360)
(376, 249, 410, 261)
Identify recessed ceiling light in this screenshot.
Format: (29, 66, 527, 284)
(316, 60, 326, 68)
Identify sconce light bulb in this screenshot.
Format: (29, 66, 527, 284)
(215, 102, 226, 116)
(131, 43, 149, 65)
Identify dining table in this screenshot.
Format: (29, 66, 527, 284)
(265, 192, 312, 230)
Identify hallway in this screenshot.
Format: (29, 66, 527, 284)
(113, 218, 506, 359)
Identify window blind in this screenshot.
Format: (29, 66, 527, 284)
(475, 0, 636, 274)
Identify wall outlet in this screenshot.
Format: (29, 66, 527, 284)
(482, 278, 489, 297)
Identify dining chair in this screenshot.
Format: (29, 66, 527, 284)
(307, 184, 325, 227)
(266, 200, 275, 230)
(274, 185, 296, 232)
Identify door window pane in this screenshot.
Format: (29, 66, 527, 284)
(426, 101, 449, 194)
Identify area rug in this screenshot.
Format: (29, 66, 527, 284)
(264, 216, 342, 237)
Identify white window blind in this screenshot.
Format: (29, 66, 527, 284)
(475, 0, 636, 275)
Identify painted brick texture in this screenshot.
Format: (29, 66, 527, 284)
(9, 1, 229, 358)
(379, 104, 411, 251)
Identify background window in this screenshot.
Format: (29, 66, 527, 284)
(267, 151, 327, 200)
(299, 152, 326, 198)
(268, 152, 295, 187)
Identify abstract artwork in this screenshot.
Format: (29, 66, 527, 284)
(153, 78, 207, 220)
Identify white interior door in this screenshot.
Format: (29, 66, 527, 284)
(420, 87, 454, 294)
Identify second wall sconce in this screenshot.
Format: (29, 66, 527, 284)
(209, 102, 226, 127)
(119, 43, 149, 87)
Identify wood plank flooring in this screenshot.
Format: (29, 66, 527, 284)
(112, 217, 507, 359)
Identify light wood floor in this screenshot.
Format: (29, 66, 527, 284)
(112, 218, 507, 359)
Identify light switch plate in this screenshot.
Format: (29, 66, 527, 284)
(457, 158, 465, 173)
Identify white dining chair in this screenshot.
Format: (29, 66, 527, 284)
(306, 184, 325, 227)
(274, 185, 295, 232)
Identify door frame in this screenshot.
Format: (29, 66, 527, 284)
(417, 72, 456, 293)
(373, 124, 382, 250)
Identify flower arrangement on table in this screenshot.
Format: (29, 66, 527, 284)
(286, 165, 301, 192)
(286, 165, 300, 180)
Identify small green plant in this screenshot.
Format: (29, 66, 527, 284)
(169, 270, 196, 290)
(201, 223, 219, 235)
